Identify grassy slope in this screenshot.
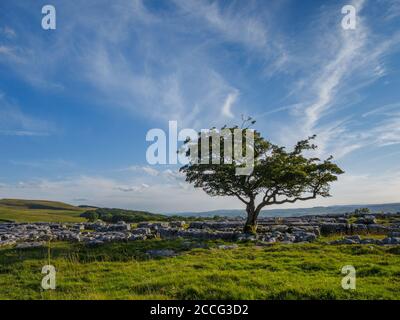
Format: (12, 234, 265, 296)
(0, 199, 170, 223)
(0, 199, 86, 223)
(0, 199, 81, 211)
(0, 239, 399, 300)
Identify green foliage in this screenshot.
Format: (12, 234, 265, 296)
(180, 120, 344, 230)
(84, 211, 99, 222)
(181, 126, 343, 208)
(80, 208, 170, 223)
(354, 208, 371, 215)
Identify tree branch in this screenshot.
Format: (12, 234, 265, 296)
(271, 193, 317, 205)
(255, 189, 276, 213)
(232, 192, 249, 205)
(255, 188, 318, 212)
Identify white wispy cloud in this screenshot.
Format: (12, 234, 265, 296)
(142, 166, 160, 177)
(362, 102, 400, 117)
(273, 0, 400, 160)
(0, 175, 238, 212)
(0, 1, 400, 211)
(9, 159, 74, 168)
(172, 0, 290, 75)
(221, 91, 238, 118)
(0, 94, 53, 136)
(115, 183, 150, 193)
(0, 0, 242, 129)
(382, 0, 400, 20)
(299, 0, 367, 139)
(0, 0, 291, 130)
(121, 165, 185, 182)
(0, 45, 14, 55)
(0, 26, 16, 38)
(81, 43, 237, 127)
(327, 170, 400, 205)
(172, 0, 268, 49)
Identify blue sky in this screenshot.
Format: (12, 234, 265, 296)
(0, 0, 400, 213)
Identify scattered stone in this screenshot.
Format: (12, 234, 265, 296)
(293, 231, 317, 243)
(146, 249, 176, 257)
(330, 235, 361, 245)
(170, 221, 186, 228)
(360, 239, 377, 245)
(106, 221, 131, 231)
(128, 234, 147, 241)
(356, 215, 377, 225)
(218, 244, 238, 250)
(388, 232, 400, 237)
(86, 239, 104, 246)
(367, 224, 388, 234)
(345, 235, 362, 242)
(382, 237, 400, 245)
(131, 227, 151, 235)
(15, 242, 45, 249)
(182, 241, 208, 249)
(351, 224, 368, 234)
(138, 222, 169, 230)
(330, 238, 356, 245)
(236, 233, 257, 242)
(263, 237, 277, 243)
(320, 223, 347, 235)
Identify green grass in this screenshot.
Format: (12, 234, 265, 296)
(0, 239, 399, 300)
(0, 199, 82, 211)
(0, 199, 86, 223)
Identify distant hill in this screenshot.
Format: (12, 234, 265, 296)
(2, 198, 400, 223)
(0, 199, 82, 211)
(0, 199, 169, 224)
(0, 199, 192, 224)
(173, 203, 400, 218)
(0, 199, 86, 223)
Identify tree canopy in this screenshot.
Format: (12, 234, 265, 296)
(180, 120, 344, 233)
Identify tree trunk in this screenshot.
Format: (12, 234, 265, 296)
(244, 202, 258, 234)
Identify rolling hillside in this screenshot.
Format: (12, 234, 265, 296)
(0, 199, 173, 223)
(0, 199, 86, 223)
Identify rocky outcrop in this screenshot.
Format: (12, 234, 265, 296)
(146, 249, 176, 257)
(329, 235, 400, 245)
(0, 211, 399, 247)
(320, 223, 348, 235)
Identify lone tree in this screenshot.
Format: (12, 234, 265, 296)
(179, 119, 344, 233)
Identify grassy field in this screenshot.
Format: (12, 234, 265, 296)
(0, 238, 399, 300)
(0, 199, 399, 300)
(0, 199, 86, 223)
